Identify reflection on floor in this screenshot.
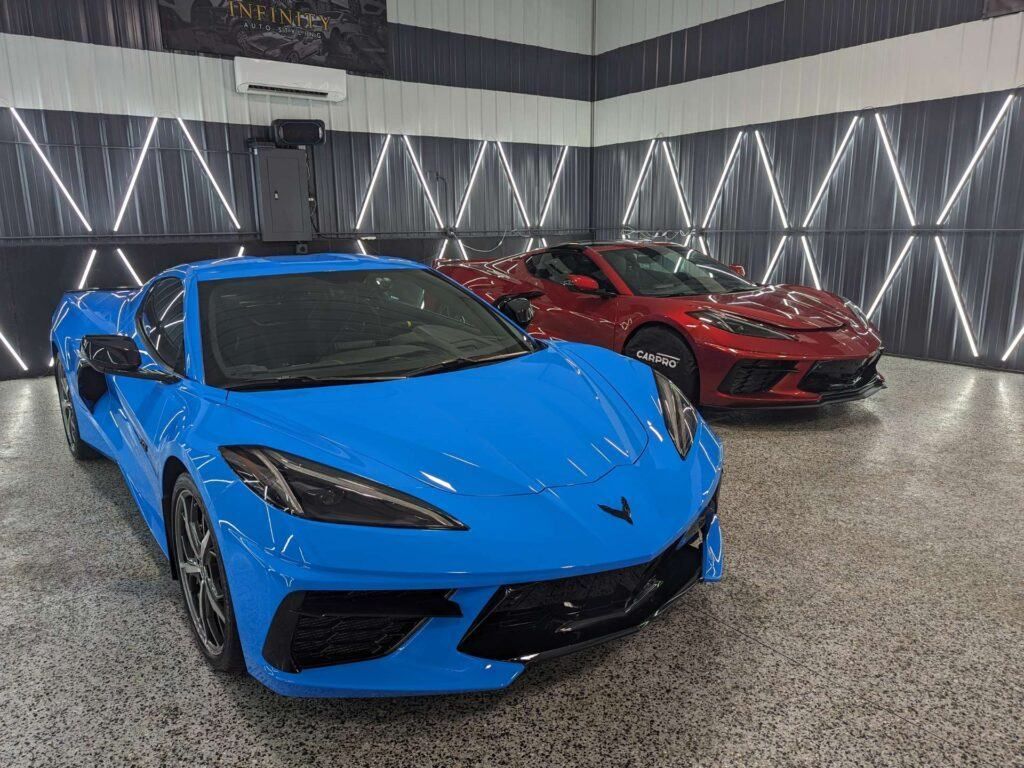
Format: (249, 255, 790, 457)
(0, 357, 1021, 767)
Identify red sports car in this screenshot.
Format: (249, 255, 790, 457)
(437, 241, 884, 408)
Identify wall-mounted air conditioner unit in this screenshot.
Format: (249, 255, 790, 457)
(234, 57, 347, 102)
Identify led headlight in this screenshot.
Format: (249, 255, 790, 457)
(653, 371, 698, 460)
(690, 309, 795, 340)
(843, 299, 870, 327)
(220, 446, 467, 530)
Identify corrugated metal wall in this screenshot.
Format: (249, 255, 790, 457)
(591, 2, 1024, 372)
(2, 0, 1023, 378)
(0, 1, 594, 378)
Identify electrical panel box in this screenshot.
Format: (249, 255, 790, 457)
(251, 144, 312, 243)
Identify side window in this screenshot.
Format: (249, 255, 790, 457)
(140, 278, 186, 374)
(533, 250, 615, 292)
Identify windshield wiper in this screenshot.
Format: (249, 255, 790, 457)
(402, 350, 531, 378)
(225, 374, 397, 391)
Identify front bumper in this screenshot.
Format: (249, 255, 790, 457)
(207, 430, 723, 697)
(697, 336, 885, 408)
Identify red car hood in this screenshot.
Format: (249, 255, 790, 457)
(684, 285, 851, 331)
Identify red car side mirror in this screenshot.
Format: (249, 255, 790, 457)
(728, 264, 746, 278)
(565, 274, 602, 294)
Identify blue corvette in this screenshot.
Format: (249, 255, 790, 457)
(51, 253, 723, 697)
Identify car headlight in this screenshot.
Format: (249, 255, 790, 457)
(653, 371, 698, 460)
(843, 299, 870, 327)
(219, 446, 468, 530)
(690, 309, 795, 340)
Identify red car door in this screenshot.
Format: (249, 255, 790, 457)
(522, 249, 619, 347)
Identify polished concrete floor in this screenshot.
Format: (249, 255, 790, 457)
(0, 357, 1021, 767)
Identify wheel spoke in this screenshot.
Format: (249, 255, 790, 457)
(178, 560, 201, 576)
(205, 588, 226, 623)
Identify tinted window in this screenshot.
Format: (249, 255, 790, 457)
(140, 278, 186, 373)
(599, 245, 755, 297)
(199, 268, 536, 389)
(531, 251, 615, 292)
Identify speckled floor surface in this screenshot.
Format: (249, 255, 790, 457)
(0, 356, 1021, 767)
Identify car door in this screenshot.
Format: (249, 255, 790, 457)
(110, 278, 191, 537)
(525, 249, 619, 347)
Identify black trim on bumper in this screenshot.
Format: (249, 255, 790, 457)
(263, 589, 462, 673)
(458, 499, 715, 663)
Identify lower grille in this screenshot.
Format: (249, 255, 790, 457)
(263, 589, 461, 672)
(459, 500, 714, 662)
(719, 360, 797, 394)
(800, 352, 881, 393)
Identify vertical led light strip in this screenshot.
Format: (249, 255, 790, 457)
(402, 135, 445, 229)
(113, 117, 159, 231)
(802, 116, 860, 227)
(1002, 324, 1024, 361)
(798, 236, 822, 289)
(356, 134, 392, 229)
(0, 330, 29, 372)
(9, 107, 92, 231)
(538, 145, 570, 228)
(236, 246, 245, 258)
(933, 237, 979, 357)
(761, 237, 789, 284)
(355, 239, 368, 255)
(866, 237, 915, 318)
(445, 141, 489, 261)
(621, 139, 657, 227)
(176, 117, 241, 229)
(936, 94, 1015, 225)
(78, 249, 98, 289)
(115, 248, 143, 286)
(873, 113, 917, 226)
(455, 141, 488, 228)
(494, 141, 531, 227)
(753, 130, 790, 228)
(660, 141, 693, 228)
(700, 132, 745, 229)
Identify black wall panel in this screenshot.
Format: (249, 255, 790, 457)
(593, 90, 1024, 372)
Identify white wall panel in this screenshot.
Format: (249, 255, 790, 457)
(594, 0, 778, 54)
(0, 34, 591, 147)
(593, 14, 1024, 145)
(389, 0, 593, 54)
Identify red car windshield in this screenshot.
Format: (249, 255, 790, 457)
(600, 245, 756, 297)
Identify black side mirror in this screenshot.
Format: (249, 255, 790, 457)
(495, 291, 542, 328)
(80, 335, 177, 383)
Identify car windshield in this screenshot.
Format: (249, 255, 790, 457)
(200, 268, 535, 389)
(599, 245, 756, 297)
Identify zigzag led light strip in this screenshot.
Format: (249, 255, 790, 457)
(762, 116, 861, 288)
(445, 140, 488, 260)
(864, 97, 1017, 357)
(176, 118, 241, 230)
(698, 132, 745, 257)
(526, 145, 570, 253)
(113, 117, 160, 232)
(9, 108, 92, 232)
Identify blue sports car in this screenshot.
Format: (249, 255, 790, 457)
(51, 253, 724, 697)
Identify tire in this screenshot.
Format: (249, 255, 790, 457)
(623, 326, 700, 403)
(54, 357, 101, 460)
(171, 474, 245, 673)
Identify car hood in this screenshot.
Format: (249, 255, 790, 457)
(224, 346, 649, 498)
(691, 285, 849, 331)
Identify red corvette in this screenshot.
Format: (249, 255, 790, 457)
(437, 241, 884, 408)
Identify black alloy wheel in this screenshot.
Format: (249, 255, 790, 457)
(172, 474, 244, 672)
(54, 357, 100, 460)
